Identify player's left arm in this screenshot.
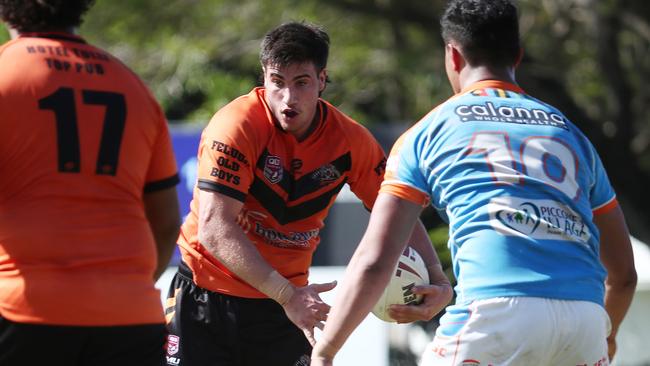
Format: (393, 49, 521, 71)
(311, 193, 452, 364)
(594, 204, 637, 362)
(388, 219, 452, 323)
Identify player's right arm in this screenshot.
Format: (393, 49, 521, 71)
(197, 189, 335, 345)
(312, 193, 452, 364)
(594, 204, 637, 362)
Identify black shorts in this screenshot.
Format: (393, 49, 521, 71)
(164, 262, 311, 366)
(0, 316, 166, 366)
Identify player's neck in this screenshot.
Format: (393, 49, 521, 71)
(10, 27, 77, 39)
(459, 65, 518, 90)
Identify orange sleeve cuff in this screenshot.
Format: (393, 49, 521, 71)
(593, 197, 618, 216)
(379, 181, 430, 207)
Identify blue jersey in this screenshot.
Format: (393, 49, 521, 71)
(382, 80, 617, 305)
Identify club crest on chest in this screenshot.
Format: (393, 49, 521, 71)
(263, 155, 283, 184)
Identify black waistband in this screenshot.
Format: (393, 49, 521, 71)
(175, 260, 279, 305)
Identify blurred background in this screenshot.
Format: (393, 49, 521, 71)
(3, 0, 649, 364)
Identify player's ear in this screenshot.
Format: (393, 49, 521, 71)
(260, 64, 269, 84)
(318, 68, 327, 94)
(448, 44, 464, 72)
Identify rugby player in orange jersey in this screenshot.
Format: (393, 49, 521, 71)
(0, 1, 181, 365)
(164, 21, 449, 366)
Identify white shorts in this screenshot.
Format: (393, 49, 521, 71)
(419, 297, 611, 366)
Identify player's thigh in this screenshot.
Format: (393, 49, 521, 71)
(164, 265, 237, 366)
(0, 317, 85, 365)
(238, 298, 311, 366)
(420, 297, 552, 366)
(83, 324, 167, 366)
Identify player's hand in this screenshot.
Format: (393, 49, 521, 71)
(387, 281, 453, 323)
(282, 281, 337, 345)
(607, 335, 617, 362)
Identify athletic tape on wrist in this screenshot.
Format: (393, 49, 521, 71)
(259, 270, 295, 305)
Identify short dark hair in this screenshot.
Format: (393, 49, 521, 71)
(441, 0, 520, 68)
(0, 0, 95, 33)
(260, 21, 330, 72)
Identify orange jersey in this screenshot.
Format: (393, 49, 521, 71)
(179, 87, 386, 298)
(0, 33, 179, 325)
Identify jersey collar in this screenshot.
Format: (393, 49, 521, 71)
(459, 79, 525, 95)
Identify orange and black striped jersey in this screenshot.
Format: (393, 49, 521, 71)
(179, 87, 386, 298)
(0, 33, 179, 326)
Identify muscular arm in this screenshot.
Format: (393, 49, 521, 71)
(197, 189, 294, 301)
(594, 205, 637, 361)
(312, 193, 452, 362)
(143, 186, 181, 281)
(197, 190, 334, 345)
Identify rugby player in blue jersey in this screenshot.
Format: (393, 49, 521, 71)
(312, 0, 637, 365)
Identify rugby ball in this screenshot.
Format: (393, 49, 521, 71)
(371, 246, 429, 322)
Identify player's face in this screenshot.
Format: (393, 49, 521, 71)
(263, 62, 326, 141)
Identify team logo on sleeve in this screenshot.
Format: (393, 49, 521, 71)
(264, 155, 283, 184)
